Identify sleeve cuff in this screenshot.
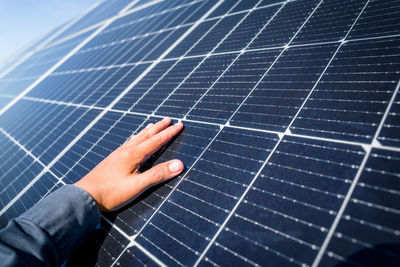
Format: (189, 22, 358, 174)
(20, 184, 100, 262)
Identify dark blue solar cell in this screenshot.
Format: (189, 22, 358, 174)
(0, 29, 94, 96)
(291, 38, 400, 143)
(29, 63, 149, 107)
(166, 19, 217, 59)
(186, 49, 281, 124)
(66, 219, 130, 267)
(187, 13, 246, 56)
(231, 43, 338, 132)
(52, 0, 132, 42)
(0, 172, 60, 228)
(128, 31, 174, 63)
(183, 0, 217, 24)
(155, 53, 237, 118)
(0, 132, 43, 218)
(229, 0, 260, 13)
(320, 148, 400, 266)
(135, 127, 278, 266)
(215, 4, 281, 53)
(144, 26, 189, 61)
(116, 245, 159, 266)
(131, 57, 203, 114)
(113, 60, 176, 111)
(201, 135, 365, 266)
(0, 100, 101, 165)
(249, 0, 320, 49)
(347, 0, 400, 40)
(378, 90, 400, 147)
(291, 0, 368, 45)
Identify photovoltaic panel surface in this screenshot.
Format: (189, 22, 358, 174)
(0, 0, 399, 266)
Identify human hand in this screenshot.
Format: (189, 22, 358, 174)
(74, 117, 184, 212)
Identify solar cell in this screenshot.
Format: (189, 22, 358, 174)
(291, 38, 400, 143)
(377, 86, 400, 147)
(0, 29, 96, 96)
(0, 0, 399, 266)
(0, 172, 61, 228)
(291, 0, 368, 44)
(319, 148, 400, 266)
(199, 136, 365, 266)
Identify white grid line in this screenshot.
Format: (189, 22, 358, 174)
(15, 95, 400, 153)
(193, 0, 328, 264)
(0, 128, 62, 215)
(0, 0, 399, 266)
(0, 0, 140, 116)
(0, 2, 99, 80)
(0, 0, 224, 216)
(46, 31, 400, 77)
(183, 0, 289, 120)
(310, 0, 375, 265)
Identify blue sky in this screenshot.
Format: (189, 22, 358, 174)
(0, 0, 99, 63)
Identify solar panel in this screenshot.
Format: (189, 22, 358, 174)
(0, 0, 399, 266)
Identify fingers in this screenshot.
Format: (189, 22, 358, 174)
(136, 159, 184, 186)
(126, 117, 171, 146)
(136, 122, 183, 159)
(116, 160, 184, 208)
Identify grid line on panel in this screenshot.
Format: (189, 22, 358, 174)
(151, 0, 284, 118)
(15, 94, 400, 157)
(97, 0, 199, 41)
(131, 125, 224, 240)
(43, 30, 400, 81)
(313, 80, 400, 267)
(0, 0, 224, 215)
(60, 114, 147, 183)
(284, 0, 373, 135)
(1, 101, 99, 164)
(194, 133, 283, 265)
(0, 1, 132, 116)
(199, 136, 366, 266)
(223, 0, 325, 128)
(195, 0, 376, 264)
(132, 127, 278, 265)
(118, 0, 154, 15)
(0, 4, 95, 80)
(319, 148, 400, 266)
(183, 0, 290, 121)
(375, 79, 400, 145)
(311, 147, 371, 266)
(80, 1, 281, 62)
(0, 128, 60, 179)
(117, 1, 241, 113)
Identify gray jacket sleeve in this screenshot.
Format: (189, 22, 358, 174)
(0, 185, 100, 266)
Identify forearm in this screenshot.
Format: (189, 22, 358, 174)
(0, 185, 100, 266)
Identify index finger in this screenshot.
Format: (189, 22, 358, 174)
(136, 122, 183, 159)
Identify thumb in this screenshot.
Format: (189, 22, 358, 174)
(112, 160, 184, 211)
(138, 159, 184, 186)
(119, 160, 184, 201)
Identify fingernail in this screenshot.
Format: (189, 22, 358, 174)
(175, 122, 183, 127)
(162, 117, 170, 122)
(145, 123, 154, 129)
(169, 160, 182, 173)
